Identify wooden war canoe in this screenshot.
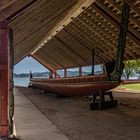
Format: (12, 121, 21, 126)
(30, 75, 120, 96)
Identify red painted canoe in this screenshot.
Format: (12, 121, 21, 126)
(30, 75, 120, 96)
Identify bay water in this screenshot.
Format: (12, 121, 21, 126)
(14, 77, 29, 87)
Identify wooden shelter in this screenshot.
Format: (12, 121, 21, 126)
(0, 0, 139, 70)
(0, 0, 140, 138)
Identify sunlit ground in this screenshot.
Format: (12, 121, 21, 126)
(119, 83, 140, 90)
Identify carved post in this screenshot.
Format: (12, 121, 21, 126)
(110, 2, 130, 81)
(8, 28, 14, 136)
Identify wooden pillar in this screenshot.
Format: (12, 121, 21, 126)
(64, 69, 67, 77)
(91, 48, 95, 75)
(54, 70, 57, 78)
(110, 2, 130, 81)
(0, 20, 9, 138)
(8, 28, 14, 136)
(79, 66, 82, 76)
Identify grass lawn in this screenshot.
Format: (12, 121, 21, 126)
(119, 83, 140, 90)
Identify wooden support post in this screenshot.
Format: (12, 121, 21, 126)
(49, 70, 53, 78)
(91, 48, 95, 75)
(99, 91, 104, 110)
(110, 2, 130, 81)
(30, 70, 33, 79)
(54, 70, 57, 78)
(64, 69, 67, 78)
(8, 28, 14, 136)
(0, 20, 9, 138)
(79, 66, 82, 76)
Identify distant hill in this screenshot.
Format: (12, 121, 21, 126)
(14, 72, 49, 78)
(14, 70, 103, 78)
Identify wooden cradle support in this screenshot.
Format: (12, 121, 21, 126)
(90, 91, 118, 110)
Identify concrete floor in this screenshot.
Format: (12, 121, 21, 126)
(13, 87, 140, 140)
(14, 88, 68, 140)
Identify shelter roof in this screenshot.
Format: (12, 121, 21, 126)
(1, 0, 140, 70)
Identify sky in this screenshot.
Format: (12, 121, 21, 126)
(14, 57, 49, 74)
(14, 56, 103, 74)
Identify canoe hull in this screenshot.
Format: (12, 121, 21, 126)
(30, 81, 119, 96)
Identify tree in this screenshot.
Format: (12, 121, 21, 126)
(133, 60, 140, 79)
(123, 60, 140, 79)
(123, 60, 135, 79)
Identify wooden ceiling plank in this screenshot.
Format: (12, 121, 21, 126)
(55, 35, 89, 64)
(65, 27, 107, 63)
(42, 43, 75, 68)
(95, 1, 140, 43)
(31, 0, 96, 55)
(67, 23, 106, 54)
(43, 42, 75, 67)
(106, 0, 140, 27)
(36, 54, 59, 70)
(87, 7, 118, 38)
(31, 54, 52, 70)
(64, 28, 91, 52)
(74, 19, 113, 52)
(63, 28, 100, 63)
(78, 14, 117, 47)
(11, 0, 76, 42)
(13, 0, 78, 63)
(60, 29, 91, 60)
(36, 50, 63, 69)
(92, 4, 140, 47)
(126, 0, 140, 15)
(7, 0, 38, 21)
(0, 0, 38, 22)
(13, 0, 77, 46)
(86, 7, 137, 51)
(46, 37, 83, 64)
(70, 22, 112, 62)
(57, 30, 92, 62)
(0, 0, 14, 10)
(9, 0, 46, 27)
(82, 11, 118, 42)
(50, 37, 82, 65)
(63, 29, 97, 62)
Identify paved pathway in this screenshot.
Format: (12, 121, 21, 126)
(14, 88, 68, 140)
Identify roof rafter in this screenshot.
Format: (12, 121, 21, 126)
(95, 0, 140, 43)
(63, 28, 103, 64)
(92, 3, 140, 46)
(55, 36, 89, 64)
(49, 37, 82, 65)
(106, 0, 140, 27)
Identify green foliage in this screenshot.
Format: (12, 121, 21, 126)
(123, 59, 140, 79)
(134, 61, 140, 78)
(123, 60, 135, 79)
